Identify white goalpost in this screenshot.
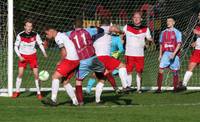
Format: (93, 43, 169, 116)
(1, 0, 200, 97)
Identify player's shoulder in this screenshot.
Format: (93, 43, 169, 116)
(173, 28, 182, 34)
(56, 32, 69, 41)
(127, 23, 148, 30)
(19, 31, 37, 37)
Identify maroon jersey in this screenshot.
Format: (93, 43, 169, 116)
(69, 29, 95, 60)
(160, 28, 182, 52)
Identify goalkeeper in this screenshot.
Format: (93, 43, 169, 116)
(86, 32, 124, 94)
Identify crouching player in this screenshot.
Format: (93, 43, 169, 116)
(13, 19, 47, 100)
(42, 26, 79, 106)
(156, 17, 182, 93)
(178, 13, 200, 90)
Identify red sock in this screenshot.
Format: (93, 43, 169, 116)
(173, 73, 179, 90)
(106, 73, 117, 89)
(75, 85, 83, 103)
(157, 73, 163, 91)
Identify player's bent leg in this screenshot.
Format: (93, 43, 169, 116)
(64, 82, 79, 106)
(51, 71, 63, 103)
(117, 63, 129, 90)
(95, 80, 105, 104)
(182, 62, 197, 87)
(12, 67, 25, 98)
(86, 77, 96, 94)
(75, 80, 84, 105)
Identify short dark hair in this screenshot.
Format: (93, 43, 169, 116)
(24, 18, 34, 26)
(43, 25, 57, 32)
(74, 18, 83, 28)
(167, 17, 175, 21)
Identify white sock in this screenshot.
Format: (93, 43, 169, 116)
(183, 71, 193, 86)
(136, 74, 141, 91)
(16, 77, 22, 93)
(127, 74, 132, 87)
(64, 83, 78, 105)
(35, 79, 41, 95)
(118, 68, 128, 88)
(95, 82, 104, 103)
(51, 79, 60, 102)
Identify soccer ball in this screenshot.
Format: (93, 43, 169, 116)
(39, 70, 49, 81)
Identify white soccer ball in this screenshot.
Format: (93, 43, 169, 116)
(39, 70, 49, 81)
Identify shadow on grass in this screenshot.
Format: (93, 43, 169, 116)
(56, 90, 139, 106)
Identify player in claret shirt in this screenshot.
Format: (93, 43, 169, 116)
(123, 11, 153, 93)
(65, 19, 108, 105)
(178, 12, 200, 91)
(156, 17, 182, 93)
(12, 19, 47, 100)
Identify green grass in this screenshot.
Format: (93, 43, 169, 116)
(0, 90, 200, 122)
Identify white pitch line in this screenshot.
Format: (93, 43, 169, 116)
(4, 102, 200, 109)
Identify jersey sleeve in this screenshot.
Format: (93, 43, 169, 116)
(146, 28, 152, 40)
(14, 34, 21, 57)
(15, 34, 21, 46)
(36, 34, 43, 45)
(55, 34, 65, 48)
(123, 25, 127, 33)
(159, 31, 164, 44)
(174, 29, 182, 43)
(85, 28, 98, 36)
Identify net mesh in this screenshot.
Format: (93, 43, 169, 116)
(1, 0, 200, 92)
(0, 0, 8, 90)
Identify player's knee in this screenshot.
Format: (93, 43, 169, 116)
(98, 79, 105, 84)
(63, 80, 69, 85)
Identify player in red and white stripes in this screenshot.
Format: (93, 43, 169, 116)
(13, 19, 47, 100)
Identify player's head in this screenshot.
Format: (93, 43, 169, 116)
(101, 18, 110, 26)
(43, 26, 57, 40)
(132, 11, 142, 25)
(74, 18, 83, 28)
(24, 19, 33, 33)
(167, 17, 175, 28)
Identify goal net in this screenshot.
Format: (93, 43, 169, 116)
(1, 0, 200, 96)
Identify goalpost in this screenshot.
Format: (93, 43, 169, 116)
(1, 0, 200, 97)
